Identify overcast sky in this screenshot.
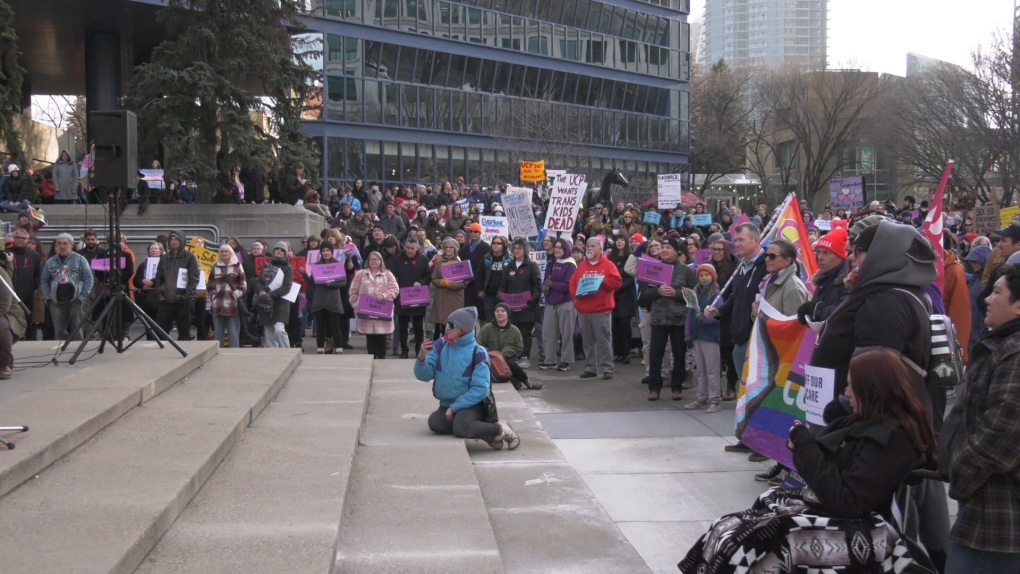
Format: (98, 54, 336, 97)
(689, 0, 1016, 76)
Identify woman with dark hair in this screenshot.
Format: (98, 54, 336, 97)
(680, 349, 936, 572)
(498, 237, 541, 369)
(710, 240, 740, 400)
(480, 236, 511, 323)
(754, 238, 809, 317)
(608, 234, 635, 364)
(539, 238, 577, 371)
(309, 243, 348, 354)
(445, 204, 465, 235)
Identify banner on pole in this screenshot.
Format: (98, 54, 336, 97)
(657, 174, 683, 209)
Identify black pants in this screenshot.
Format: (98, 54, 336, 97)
(192, 298, 208, 340)
(648, 324, 686, 392)
(427, 403, 501, 439)
(398, 314, 424, 355)
(506, 357, 529, 386)
(366, 333, 388, 359)
(517, 322, 534, 359)
(720, 344, 738, 391)
(287, 298, 302, 347)
(315, 309, 344, 350)
(611, 316, 631, 358)
(157, 299, 193, 341)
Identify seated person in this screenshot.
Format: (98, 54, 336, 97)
(679, 349, 936, 573)
(414, 307, 520, 450)
(476, 302, 542, 391)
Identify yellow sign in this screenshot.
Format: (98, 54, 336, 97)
(186, 239, 218, 273)
(1001, 206, 1019, 228)
(519, 160, 545, 182)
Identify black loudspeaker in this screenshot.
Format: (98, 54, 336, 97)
(91, 110, 138, 188)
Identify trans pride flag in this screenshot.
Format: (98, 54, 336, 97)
(735, 300, 818, 469)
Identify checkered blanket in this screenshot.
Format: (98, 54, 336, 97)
(678, 488, 920, 573)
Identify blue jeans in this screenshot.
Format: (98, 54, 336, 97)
(945, 541, 1020, 574)
(732, 341, 748, 381)
(0, 199, 32, 212)
(212, 314, 240, 348)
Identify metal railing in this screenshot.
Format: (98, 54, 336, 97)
(33, 224, 222, 246)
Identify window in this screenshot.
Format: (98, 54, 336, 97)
(328, 76, 359, 102)
(585, 38, 605, 64)
(383, 0, 398, 18)
(559, 39, 578, 61)
(527, 36, 549, 55)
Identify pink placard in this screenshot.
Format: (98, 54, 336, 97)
(355, 296, 394, 321)
(311, 262, 346, 283)
(695, 249, 713, 266)
(306, 250, 321, 267)
(498, 291, 531, 311)
(636, 257, 670, 286)
(440, 260, 473, 282)
(399, 285, 430, 307)
(90, 257, 126, 271)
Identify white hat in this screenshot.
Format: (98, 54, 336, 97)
(7, 164, 19, 173)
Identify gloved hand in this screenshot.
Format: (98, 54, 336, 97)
(796, 300, 818, 325)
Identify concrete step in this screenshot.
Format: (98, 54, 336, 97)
(334, 358, 504, 573)
(133, 355, 374, 574)
(0, 348, 300, 574)
(0, 340, 219, 498)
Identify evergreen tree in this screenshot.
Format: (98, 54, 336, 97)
(124, 0, 320, 202)
(0, 0, 29, 174)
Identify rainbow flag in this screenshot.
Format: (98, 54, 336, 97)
(761, 195, 818, 291)
(736, 300, 821, 469)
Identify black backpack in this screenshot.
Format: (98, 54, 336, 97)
(896, 289, 965, 388)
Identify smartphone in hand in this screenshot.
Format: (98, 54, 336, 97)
(425, 329, 434, 341)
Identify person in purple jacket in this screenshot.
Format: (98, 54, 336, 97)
(538, 237, 577, 371)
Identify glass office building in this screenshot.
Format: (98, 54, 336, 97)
(703, 0, 827, 70)
(300, 0, 691, 191)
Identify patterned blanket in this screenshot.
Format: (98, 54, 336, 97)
(678, 488, 921, 573)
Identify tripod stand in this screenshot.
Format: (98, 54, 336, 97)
(62, 188, 188, 364)
(0, 426, 28, 449)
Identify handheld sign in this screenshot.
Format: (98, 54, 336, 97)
(311, 262, 346, 284)
(695, 249, 713, 266)
(440, 261, 474, 282)
(356, 296, 394, 321)
(505, 187, 539, 238)
(692, 214, 713, 226)
(144, 257, 159, 280)
(498, 291, 531, 311)
(657, 174, 682, 209)
(399, 285, 430, 307)
(575, 274, 604, 297)
(636, 257, 670, 286)
(90, 257, 126, 271)
(643, 211, 661, 225)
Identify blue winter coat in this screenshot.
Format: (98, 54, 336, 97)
(414, 331, 491, 412)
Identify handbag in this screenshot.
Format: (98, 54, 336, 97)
(487, 350, 513, 383)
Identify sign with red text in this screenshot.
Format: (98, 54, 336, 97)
(544, 173, 587, 235)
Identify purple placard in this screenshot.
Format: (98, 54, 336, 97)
(399, 285, 430, 307)
(90, 257, 126, 271)
(306, 250, 321, 267)
(311, 262, 346, 283)
(440, 260, 473, 282)
(499, 291, 531, 311)
(695, 248, 713, 266)
(356, 296, 394, 321)
(636, 257, 670, 286)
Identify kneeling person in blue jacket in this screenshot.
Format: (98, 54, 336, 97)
(415, 307, 520, 450)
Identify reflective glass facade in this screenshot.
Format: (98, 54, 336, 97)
(301, 0, 690, 190)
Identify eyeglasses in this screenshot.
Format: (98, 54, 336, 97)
(711, 247, 725, 252)
(765, 253, 782, 260)
(470, 230, 481, 234)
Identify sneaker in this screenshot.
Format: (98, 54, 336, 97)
(498, 420, 520, 450)
(754, 464, 784, 482)
(316, 348, 324, 354)
(768, 468, 790, 487)
(724, 442, 753, 453)
(603, 372, 613, 380)
(684, 400, 707, 410)
(526, 379, 543, 390)
(518, 357, 530, 369)
(336, 347, 344, 355)
(538, 363, 556, 370)
(579, 371, 597, 379)
(748, 453, 769, 462)
(556, 362, 570, 371)
(482, 435, 504, 450)
(0, 366, 10, 380)
(706, 404, 721, 413)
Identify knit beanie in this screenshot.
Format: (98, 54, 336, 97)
(448, 307, 478, 333)
(849, 215, 885, 240)
(814, 228, 848, 260)
(696, 264, 717, 282)
(494, 302, 512, 317)
(273, 241, 288, 254)
(663, 237, 683, 252)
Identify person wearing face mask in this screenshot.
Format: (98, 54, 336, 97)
(570, 237, 624, 380)
(684, 265, 722, 413)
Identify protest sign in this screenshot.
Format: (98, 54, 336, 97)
(90, 257, 127, 271)
(973, 204, 1000, 235)
(1001, 206, 1020, 228)
(544, 173, 587, 235)
(802, 365, 836, 425)
(827, 176, 864, 210)
(399, 286, 430, 307)
(814, 219, 832, 231)
(306, 250, 321, 267)
(575, 274, 604, 297)
(498, 291, 531, 311)
(440, 261, 474, 282)
(144, 257, 159, 280)
(282, 282, 300, 303)
(694, 249, 713, 266)
(504, 187, 538, 238)
(311, 262, 346, 283)
(356, 296, 394, 321)
(139, 168, 165, 190)
(643, 211, 661, 225)
(520, 160, 545, 182)
(636, 257, 670, 286)
(657, 174, 683, 209)
(692, 214, 712, 226)
(479, 215, 509, 246)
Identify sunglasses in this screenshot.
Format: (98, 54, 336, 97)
(447, 320, 457, 330)
(711, 247, 725, 251)
(765, 253, 782, 260)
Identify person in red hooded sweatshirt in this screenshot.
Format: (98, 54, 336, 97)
(569, 237, 622, 379)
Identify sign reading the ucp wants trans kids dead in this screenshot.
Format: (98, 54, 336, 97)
(544, 174, 587, 235)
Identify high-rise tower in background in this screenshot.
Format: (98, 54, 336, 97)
(702, 0, 827, 69)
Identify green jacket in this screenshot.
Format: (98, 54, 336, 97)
(0, 266, 27, 338)
(476, 322, 523, 359)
